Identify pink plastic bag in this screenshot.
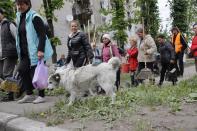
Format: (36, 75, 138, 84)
(32, 60, 48, 89)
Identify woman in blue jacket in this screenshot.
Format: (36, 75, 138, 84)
(15, 0, 53, 104)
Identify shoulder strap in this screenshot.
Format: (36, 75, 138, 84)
(109, 45, 114, 58)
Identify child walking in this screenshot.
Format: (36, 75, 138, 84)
(126, 37, 138, 86)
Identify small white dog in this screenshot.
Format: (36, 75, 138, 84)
(48, 57, 120, 105)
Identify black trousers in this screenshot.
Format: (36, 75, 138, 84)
(17, 57, 44, 97)
(159, 63, 172, 83)
(115, 68, 120, 90)
(175, 52, 184, 76)
(72, 55, 87, 68)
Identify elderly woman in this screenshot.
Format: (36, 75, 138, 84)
(101, 34, 121, 89)
(16, 0, 53, 104)
(65, 20, 93, 68)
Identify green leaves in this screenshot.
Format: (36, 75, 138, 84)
(0, 0, 15, 20)
(42, 0, 64, 20)
(170, 0, 189, 33)
(136, 0, 160, 38)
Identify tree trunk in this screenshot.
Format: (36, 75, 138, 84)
(43, 0, 57, 63)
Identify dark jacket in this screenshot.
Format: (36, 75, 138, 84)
(1, 20, 17, 58)
(160, 42, 175, 63)
(66, 31, 93, 64)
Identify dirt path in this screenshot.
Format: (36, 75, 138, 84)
(56, 102, 197, 131)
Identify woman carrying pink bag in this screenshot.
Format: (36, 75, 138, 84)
(16, 0, 53, 104)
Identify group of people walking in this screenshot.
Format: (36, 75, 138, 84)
(1, 0, 197, 104)
(125, 26, 188, 87)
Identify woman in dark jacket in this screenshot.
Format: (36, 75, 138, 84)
(65, 20, 93, 68)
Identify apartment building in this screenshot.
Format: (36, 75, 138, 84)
(31, 0, 139, 57)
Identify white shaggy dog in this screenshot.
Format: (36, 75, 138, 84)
(48, 57, 120, 105)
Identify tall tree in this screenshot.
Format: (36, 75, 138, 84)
(111, 0, 127, 48)
(0, 0, 15, 20)
(136, 0, 160, 39)
(99, 0, 128, 48)
(42, 0, 64, 63)
(169, 0, 188, 33)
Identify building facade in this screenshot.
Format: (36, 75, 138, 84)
(31, 0, 139, 58)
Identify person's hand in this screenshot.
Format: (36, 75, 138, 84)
(37, 51, 44, 60)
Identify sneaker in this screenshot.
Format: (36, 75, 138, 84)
(33, 96, 45, 104)
(17, 95, 35, 104)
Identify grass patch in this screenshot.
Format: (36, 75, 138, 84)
(134, 119, 153, 131)
(45, 87, 66, 96)
(0, 90, 7, 100)
(31, 76, 197, 126)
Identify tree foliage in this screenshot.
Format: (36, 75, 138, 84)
(0, 0, 15, 20)
(169, 0, 188, 33)
(98, 0, 128, 48)
(186, 0, 197, 38)
(136, 0, 160, 39)
(111, 0, 128, 48)
(42, 0, 64, 63)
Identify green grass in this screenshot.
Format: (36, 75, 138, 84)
(31, 76, 197, 126)
(0, 90, 7, 100)
(45, 87, 66, 96)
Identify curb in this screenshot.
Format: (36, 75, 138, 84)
(0, 112, 68, 131)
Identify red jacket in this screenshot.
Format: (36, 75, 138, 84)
(127, 47, 138, 71)
(191, 36, 197, 57)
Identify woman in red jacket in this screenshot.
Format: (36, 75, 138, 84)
(191, 23, 197, 72)
(126, 36, 138, 86)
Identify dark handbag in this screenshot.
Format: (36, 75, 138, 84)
(165, 66, 177, 82)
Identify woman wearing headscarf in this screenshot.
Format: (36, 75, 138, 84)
(101, 34, 121, 90)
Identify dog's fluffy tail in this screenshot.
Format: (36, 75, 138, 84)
(108, 57, 121, 70)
